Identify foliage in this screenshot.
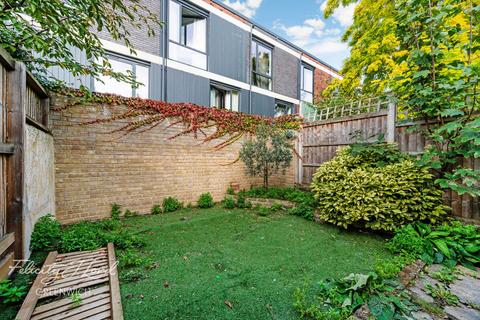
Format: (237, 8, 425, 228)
(324, 0, 480, 196)
(288, 204, 315, 221)
(118, 249, 153, 269)
(0, 0, 160, 89)
(162, 197, 183, 213)
(226, 187, 235, 195)
(390, 222, 480, 268)
(238, 187, 316, 207)
(197, 193, 214, 209)
(375, 255, 415, 279)
(239, 125, 294, 188)
(151, 204, 162, 215)
(120, 269, 146, 283)
(111, 203, 122, 220)
(311, 146, 449, 231)
(222, 197, 236, 209)
(236, 195, 252, 209)
(256, 205, 271, 217)
(426, 284, 459, 306)
(124, 209, 138, 218)
(57, 90, 302, 150)
(294, 273, 414, 320)
(430, 266, 458, 284)
(270, 203, 284, 212)
(0, 280, 27, 304)
(30, 214, 61, 252)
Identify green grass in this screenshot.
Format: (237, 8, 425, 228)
(120, 207, 392, 319)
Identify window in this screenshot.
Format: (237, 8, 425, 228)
(301, 64, 314, 103)
(169, 0, 207, 69)
(94, 55, 149, 98)
(275, 100, 293, 117)
(210, 83, 239, 112)
(251, 39, 272, 90)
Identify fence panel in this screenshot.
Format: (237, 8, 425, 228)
(0, 63, 6, 239)
(299, 108, 479, 221)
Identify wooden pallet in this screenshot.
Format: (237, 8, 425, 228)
(16, 243, 123, 320)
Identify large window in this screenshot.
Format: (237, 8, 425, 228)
(169, 0, 207, 69)
(251, 39, 272, 90)
(301, 64, 314, 103)
(275, 100, 293, 117)
(210, 83, 239, 112)
(94, 55, 149, 98)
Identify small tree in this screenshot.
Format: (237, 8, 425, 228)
(239, 125, 293, 189)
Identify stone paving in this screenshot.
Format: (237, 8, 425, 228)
(408, 264, 480, 320)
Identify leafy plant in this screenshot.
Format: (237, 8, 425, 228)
(0, 280, 27, 304)
(30, 214, 61, 252)
(151, 204, 162, 215)
(390, 222, 480, 268)
(239, 125, 294, 188)
(425, 284, 459, 306)
(311, 146, 449, 231)
(197, 193, 214, 209)
(430, 267, 458, 284)
(118, 250, 153, 269)
(111, 203, 122, 220)
(236, 195, 252, 209)
(270, 203, 283, 212)
(222, 197, 236, 209)
(256, 205, 270, 217)
(375, 255, 415, 279)
(294, 273, 413, 319)
(70, 292, 82, 308)
(226, 187, 235, 195)
(119, 269, 146, 283)
(288, 204, 315, 221)
(163, 197, 183, 213)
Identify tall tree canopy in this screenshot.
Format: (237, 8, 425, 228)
(0, 0, 160, 88)
(324, 0, 479, 196)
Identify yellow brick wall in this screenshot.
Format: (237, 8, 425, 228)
(50, 95, 296, 224)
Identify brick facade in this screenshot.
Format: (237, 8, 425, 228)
(50, 95, 296, 224)
(314, 68, 335, 102)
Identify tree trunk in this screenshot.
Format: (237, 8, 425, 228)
(264, 165, 269, 189)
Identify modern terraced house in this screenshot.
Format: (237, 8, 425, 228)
(54, 0, 342, 117)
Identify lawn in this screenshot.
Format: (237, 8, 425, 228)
(120, 207, 392, 319)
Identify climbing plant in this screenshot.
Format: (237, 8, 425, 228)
(54, 90, 303, 150)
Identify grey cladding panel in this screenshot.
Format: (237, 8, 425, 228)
(166, 68, 210, 106)
(251, 92, 275, 117)
(149, 63, 163, 100)
(273, 48, 299, 99)
(208, 14, 249, 83)
(48, 46, 92, 89)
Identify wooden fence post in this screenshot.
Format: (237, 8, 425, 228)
(386, 101, 396, 143)
(6, 62, 25, 260)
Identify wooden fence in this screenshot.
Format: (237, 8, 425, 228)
(298, 105, 480, 222)
(0, 48, 49, 279)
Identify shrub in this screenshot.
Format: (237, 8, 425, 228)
(256, 205, 270, 217)
(124, 209, 138, 218)
(30, 214, 61, 252)
(270, 203, 283, 212)
(386, 224, 427, 256)
(226, 187, 235, 195)
(288, 203, 315, 221)
(0, 280, 27, 304)
(311, 146, 449, 231)
(151, 204, 162, 215)
(222, 197, 236, 209)
(197, 193, 214, 209)
(111, 203, 122, 220)
(163, 197, 183, 213)
(237, 195, 252, 209)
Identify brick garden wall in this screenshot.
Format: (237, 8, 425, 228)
(50, 95, 296, 224)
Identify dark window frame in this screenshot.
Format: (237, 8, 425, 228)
(300, 63, 314, 103)
(274, 99, 293, 117)
(251, 38, 273, 90)
(210, 81, 240, 111)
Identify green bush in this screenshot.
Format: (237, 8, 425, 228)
(226, 187, 235, 195)
(0, 280, 27, 304)
(30, 214, 61, 252)
(163, 197, 183, 213)
(311, 146, 449, 231)
(256, 205, 270, 217)
(197, 193, 214, 209)
(236, 195, 252, 209)
(270, 203, 283, 212)
(151, 204, 162, 215)
(288, 203, 315, 221)
(222, 197, 236, 209)
(111, 203, 122, 220)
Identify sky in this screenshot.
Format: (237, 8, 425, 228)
(221, 0, 356, 70)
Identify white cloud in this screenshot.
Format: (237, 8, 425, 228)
(222, 0, 263, 18)
(320, 1, 356, 28)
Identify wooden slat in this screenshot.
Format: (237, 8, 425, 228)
(31, 293, 110, 320)
(32, 286, 110, 316)
(57, 248, 107, 259)
(47, 298, 111, 320)
(108, 243, 123, 320)
(40, 277, 109, 298)
(0, 143, 14, 155)
(0, 232, 14, 256)
(16, 251, 58, 320)
(0, 252, 14, 279)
